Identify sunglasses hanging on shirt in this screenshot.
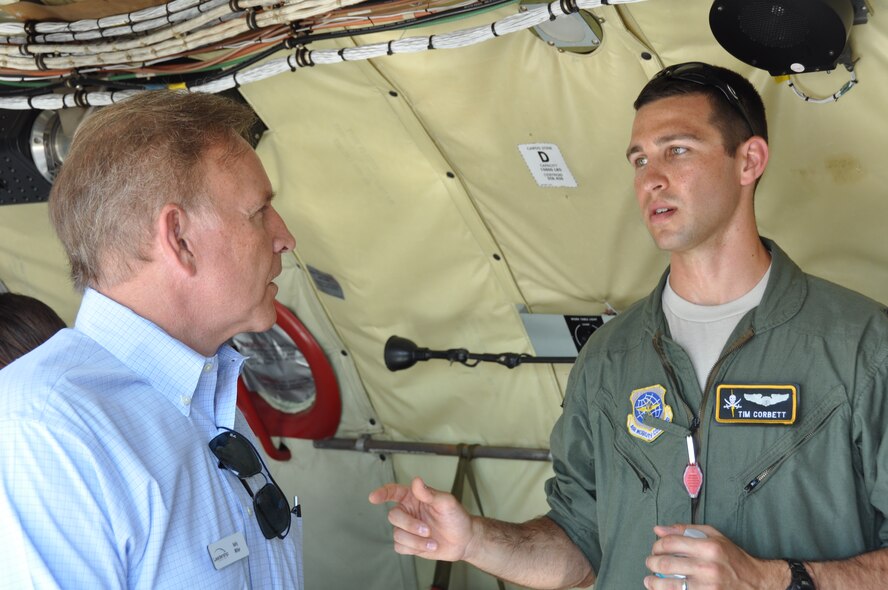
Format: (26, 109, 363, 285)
(209, 428, 296, 540)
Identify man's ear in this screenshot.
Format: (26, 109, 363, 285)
(158, 203, 197, 276)
(738, 136, 769, 187)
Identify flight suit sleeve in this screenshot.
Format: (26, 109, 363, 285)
(853, 313, 888, 547)
(545, 359, 603, 572)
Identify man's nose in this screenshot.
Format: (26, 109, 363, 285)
(270, 207, 296, 253)
(639, 162, 668, 194)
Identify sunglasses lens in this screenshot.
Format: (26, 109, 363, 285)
(255, 483, 290, 539)
(209, 432, 262, 478)
(210, 429, 293, 539)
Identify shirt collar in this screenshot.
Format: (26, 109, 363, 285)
(74, 289, 246, 418)
(645, 237, 806, 335)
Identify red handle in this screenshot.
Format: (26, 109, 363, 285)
(237, 299, 343, 459)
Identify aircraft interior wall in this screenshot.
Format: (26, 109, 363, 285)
(0, 1, 886, 589)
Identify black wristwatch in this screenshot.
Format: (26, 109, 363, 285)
(785, 559, 815, 590)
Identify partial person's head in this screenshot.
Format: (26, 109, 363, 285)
(633, 62, 768, 152)
(49, 91, 296, 353)
(0, 292, 66, 368)
(50, 91, 263, 291)
(626, 62, 769, 254)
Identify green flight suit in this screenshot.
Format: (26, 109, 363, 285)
(546, 239, 888, 589)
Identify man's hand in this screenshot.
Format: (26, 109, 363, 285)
(370, 478, 596, 589)
(368, 476, 474, 562)
(643, 524, 787, 590)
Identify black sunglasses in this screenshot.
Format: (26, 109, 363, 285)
(209, 428, 294, 540)
(654, 62, 758, 138)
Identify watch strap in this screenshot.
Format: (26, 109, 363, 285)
(785, 559, 815, 590)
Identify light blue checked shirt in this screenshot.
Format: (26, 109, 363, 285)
(0, 289, 303, 589)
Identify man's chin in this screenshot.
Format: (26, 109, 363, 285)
(649, 231, 685, 253)
(260, 308, 278, 332)
(242, 304, 278, 335)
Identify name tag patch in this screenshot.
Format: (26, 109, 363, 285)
(715, 384, 797, 424)
(207, 531, 250, 570)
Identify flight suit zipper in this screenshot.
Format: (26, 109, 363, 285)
(653, 327, 755, 523)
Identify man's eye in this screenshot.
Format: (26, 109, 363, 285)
(670, 146, 688, 155)
(633, 156, 648, 168)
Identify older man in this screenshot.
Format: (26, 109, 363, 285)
(0, 92, 302, 588)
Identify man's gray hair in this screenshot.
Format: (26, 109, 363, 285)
(49, 91, 257, 291)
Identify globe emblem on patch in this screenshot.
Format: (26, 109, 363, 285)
(627, 384, 673, 442)
(634, 389, 664, 423)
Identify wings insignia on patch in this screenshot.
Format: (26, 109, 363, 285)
(744, 393, 790, 407)
(715, 384, 798, 425)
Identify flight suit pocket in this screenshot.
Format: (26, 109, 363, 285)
(730, 386, 858, 557)
(594, 434, 661, 585)
(735, 388, 844, 495)
(608, 434, 660, 519)
(614, 440, 655, 493)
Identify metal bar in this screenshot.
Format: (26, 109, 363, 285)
(313, 436, 552, 462)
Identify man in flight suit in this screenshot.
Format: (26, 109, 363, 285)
(370, 62, 888, 590)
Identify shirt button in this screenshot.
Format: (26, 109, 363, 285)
(180, 395, 191, 406)
(247, 507, 253, 516)
(203, 363, 213, 373)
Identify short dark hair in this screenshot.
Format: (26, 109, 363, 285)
(633, 62, 768, 153)
(0, 292, 66, 368)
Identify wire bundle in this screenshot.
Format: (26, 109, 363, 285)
(0, 0, 642, 109)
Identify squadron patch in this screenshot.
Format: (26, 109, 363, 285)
(715, 384, 798, 424)
(626, 384, 674, 442)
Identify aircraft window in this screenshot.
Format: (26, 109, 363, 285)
(229, 300, 342, 459)
(231, 325, 316, 414)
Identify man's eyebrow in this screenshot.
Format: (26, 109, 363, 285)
(249, 190, 275, 213)
(625, 133, 703, 160)
(658, 133, 703, 144)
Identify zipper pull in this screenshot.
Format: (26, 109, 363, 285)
(745, 466, 772, 493)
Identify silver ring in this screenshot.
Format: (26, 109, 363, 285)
(681, 580, 688, 590)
